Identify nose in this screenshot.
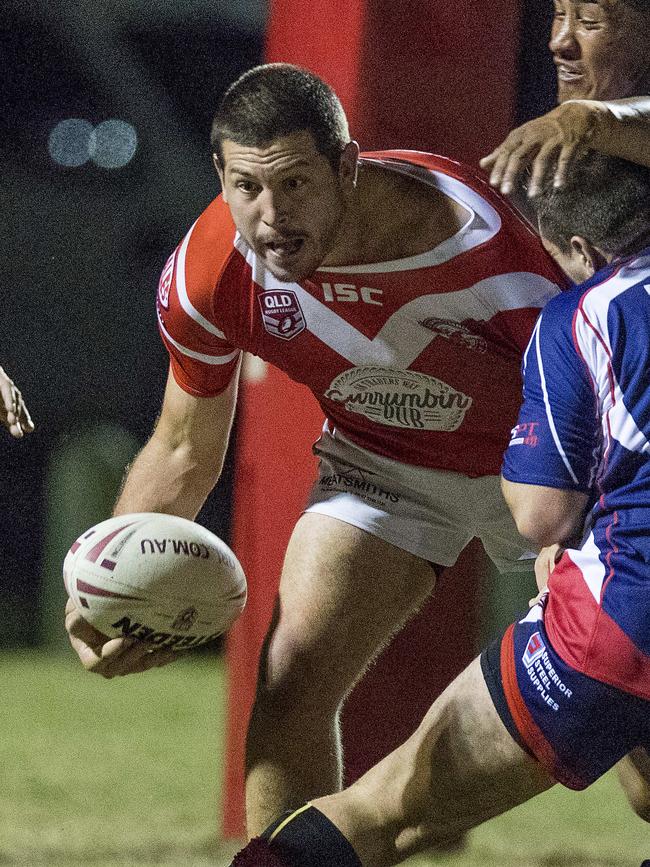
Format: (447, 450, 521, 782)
(549, 13, 580, 59)
(260, 188, 290, 227)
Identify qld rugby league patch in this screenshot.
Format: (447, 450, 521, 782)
(258, 289, 306, 340)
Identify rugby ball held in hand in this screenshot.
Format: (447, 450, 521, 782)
(63, 513, 247, 650)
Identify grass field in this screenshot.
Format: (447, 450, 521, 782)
(1, 651, 648, 866)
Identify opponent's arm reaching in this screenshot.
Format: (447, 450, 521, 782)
(481, 96, 650, 198)
(0, 365, 34, 439)
(65, 365, 240, 677)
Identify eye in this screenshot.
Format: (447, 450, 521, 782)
(578, 17, 602, 29)
(235, 179, 260, 194)
(284, 177, 307, 191)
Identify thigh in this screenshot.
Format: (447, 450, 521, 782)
(412, 658, 554, 836)
(471, 474, 537, 573)
(317, 656, 554, 857)
(261, 513, 436, 702)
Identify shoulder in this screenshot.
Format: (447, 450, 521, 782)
(541, 284, 584, 323)
(185, 195, 239, 280)
(170, 196, 243, 310)
(157, 195, 244, 336)
(577, 251, 650, 318)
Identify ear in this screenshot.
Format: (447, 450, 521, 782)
(338, 141, 360, 192)
(213, 154, 227, 201)
(570, 236, 608, 277)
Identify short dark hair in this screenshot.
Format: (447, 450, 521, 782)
(534, 151, 650, 257)
(211, 63, 350, 171)
(622, 0, 650, 15)
(585, 0, 650, 15)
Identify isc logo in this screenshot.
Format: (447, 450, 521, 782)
(321, 282, 383, 306)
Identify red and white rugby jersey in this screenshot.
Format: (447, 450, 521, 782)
(156, 151, 565, 475)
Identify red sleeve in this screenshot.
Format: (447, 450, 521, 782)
(156, 199, 242, 397)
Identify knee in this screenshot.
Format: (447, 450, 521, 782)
(625, 787, 650, 823)
(253, 629, 343, 717)
(618, 753, 650, 824)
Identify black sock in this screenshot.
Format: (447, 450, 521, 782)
(262, 804, 362, 866)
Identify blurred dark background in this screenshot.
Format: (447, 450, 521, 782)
(0, 0, 555, 646)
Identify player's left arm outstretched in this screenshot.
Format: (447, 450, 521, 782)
(0, 365, 34, 439)
(65, 366, 240, 677)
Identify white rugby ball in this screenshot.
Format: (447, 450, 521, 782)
(63, 513, 247, 650)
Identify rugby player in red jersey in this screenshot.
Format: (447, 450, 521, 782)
(64, 64, 566, 836)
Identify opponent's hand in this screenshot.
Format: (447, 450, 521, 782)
(65, 598, 176, 678)
(480, 100, 609, 198)
(530, 544, 565, 606)
(0, 366, 34, 439)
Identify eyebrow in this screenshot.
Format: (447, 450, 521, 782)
(227, 157, 315, 176)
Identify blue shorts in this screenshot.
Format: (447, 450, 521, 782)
(481, 612, 650, 789)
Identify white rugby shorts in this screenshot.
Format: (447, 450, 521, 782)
(305, 424, 536, 573)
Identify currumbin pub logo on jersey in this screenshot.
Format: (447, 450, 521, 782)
(258, 289, 306, 340)
(325, 367, 472, 431)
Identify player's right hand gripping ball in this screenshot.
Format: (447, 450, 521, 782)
(64, 513, 247, 650)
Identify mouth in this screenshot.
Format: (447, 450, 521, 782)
(554, 63, 585, 83)
(263, 236, 306, 262)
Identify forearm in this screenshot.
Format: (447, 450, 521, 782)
(114, 432, 222, 519)
(576, 98, 650, 168)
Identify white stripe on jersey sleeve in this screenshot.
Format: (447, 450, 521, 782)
(534, 316, 580, 485)
(565, 531, 607, 604)
(521, 314, 541, 378)
(157, 310, 240, 365)
(175, 221, 228, 340)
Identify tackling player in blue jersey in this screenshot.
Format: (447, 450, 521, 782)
(228, 150, 650, 866)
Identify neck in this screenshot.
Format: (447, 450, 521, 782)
(319, 186, 367, 268)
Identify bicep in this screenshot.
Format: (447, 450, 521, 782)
(501, 478, 589, 546)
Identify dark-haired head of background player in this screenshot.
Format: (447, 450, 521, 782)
(551, 0, 650, 102)
(535, 149, 650, 282)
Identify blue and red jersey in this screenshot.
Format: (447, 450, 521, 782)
(502, 248, 650, 701)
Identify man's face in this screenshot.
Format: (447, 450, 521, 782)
(550, 0, 650, 101)
(216, 131, 355, 283)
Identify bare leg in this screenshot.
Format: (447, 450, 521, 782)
(315, 656, 555, 866)
(617, 748, 650, 823)
(245, 514, 436, 836)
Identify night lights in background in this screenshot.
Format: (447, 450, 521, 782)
(48, 119, 138, 168)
